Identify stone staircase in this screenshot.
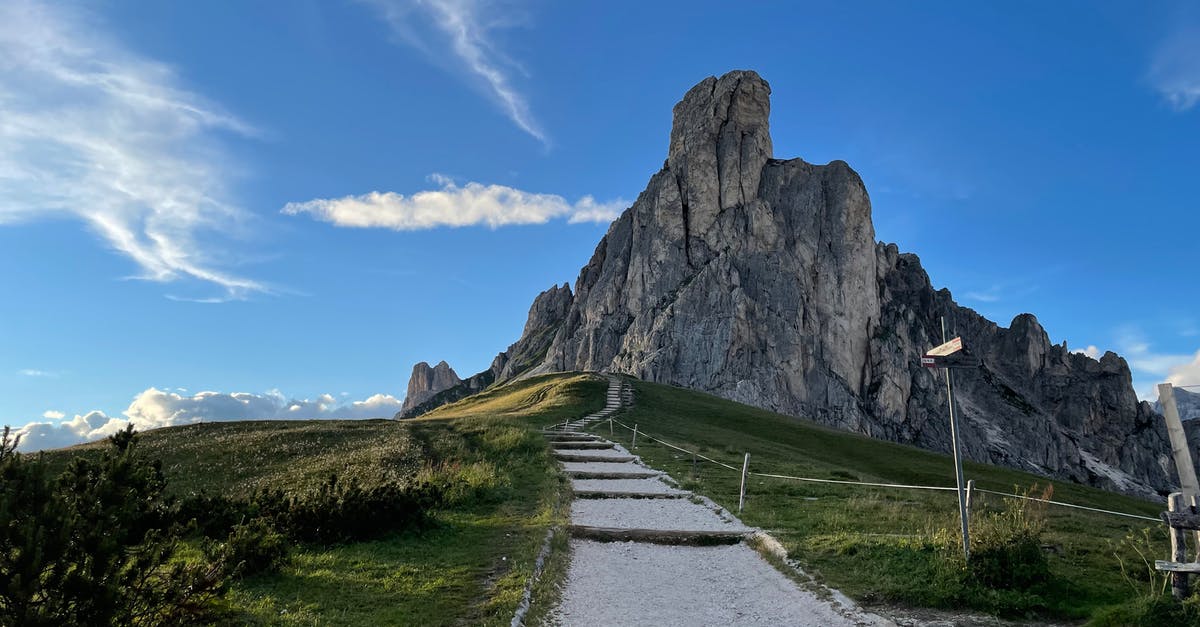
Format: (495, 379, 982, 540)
(536, 376, 873, 626)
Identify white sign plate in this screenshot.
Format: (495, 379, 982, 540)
(928, 336, 963, 357)
(921, 356, 937, 367)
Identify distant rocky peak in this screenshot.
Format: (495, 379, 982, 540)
(1155, 386, 1200, 421)
(401, 360, 462, 414)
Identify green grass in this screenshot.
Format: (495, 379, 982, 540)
(590, 377, 1171, 623)
(37, 373, 605, 626)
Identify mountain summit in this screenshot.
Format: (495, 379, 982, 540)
(402, 70, 1185, 496)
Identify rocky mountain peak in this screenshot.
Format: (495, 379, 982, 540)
(667, 70, 773, 241)
(398, 70, 1192, 496)
(400, 360, 462, 415)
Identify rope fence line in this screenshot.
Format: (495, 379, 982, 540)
(750, 471, 959, 492)
(600, 417, 1162, 524)
(610, 418, 741, 471)
(975, 488, 1160, 522)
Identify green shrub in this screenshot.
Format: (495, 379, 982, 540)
(267, 474, 441, 544)
(208, 518, 290, 578)
(936, 484, 1051, 592)
(1090, 594, 1200, 626)
(0, 425, 227, 625)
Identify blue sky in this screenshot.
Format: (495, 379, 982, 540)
(1, 0, 1198, 450)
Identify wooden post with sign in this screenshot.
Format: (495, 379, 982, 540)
(923, 321, 972, 560)
(1159, 383, 1200, 553)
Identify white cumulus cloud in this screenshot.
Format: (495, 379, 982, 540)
(282, 175, 626, 230)
(1072, 345, 1102, 360)
(1167, 350, 1200, 388)
(0, 1, 263, 299)
(11, 388, 404, 452)
(364, 0, 547, 144)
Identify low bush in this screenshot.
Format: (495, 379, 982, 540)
(1090, 594, 1200, 626)
(0, 425, 227, 625)
(180, 474, 442, 546)
(964, 485, 1051, 590)
(265, 474, 441, 544)
(209, 518, 291, 579)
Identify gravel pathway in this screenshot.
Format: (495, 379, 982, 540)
(532, 376, 884, 627)
(550, 541, 858, 626)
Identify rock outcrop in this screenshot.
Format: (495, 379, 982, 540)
(402, 70, 1190, 496)
(397, 284, 573, 418)
(400, 361, 462, 415)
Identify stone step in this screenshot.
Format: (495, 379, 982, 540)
(568, 525, 749, 545)
(573, 490, 688, 500)
(546, 436, 602, 443)
(566, 470, 662, 480)
(551, 441, 614, 450)
(554, 453, 636, 463)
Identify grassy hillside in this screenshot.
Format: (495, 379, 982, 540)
(37, 373, 605, 626)
(31, 372, 1185, 623)
(587, 377, 1176, 622)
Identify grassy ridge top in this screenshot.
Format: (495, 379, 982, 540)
(423, 372, 603, 424)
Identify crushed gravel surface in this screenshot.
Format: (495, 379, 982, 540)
(549, 541, 858, 626)
(571, 478, 688, 495)
(554, 448, 633, 460)
(571, 498, 750, 532)
(562, 461, 658, 475)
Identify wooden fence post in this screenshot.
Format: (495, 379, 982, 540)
(738, 453, 750, 514)
(1169, 492, 1190, 600)
(631, 424, 638, 449)
(608, 417, 613, 437)
(692, 451, 698, 480)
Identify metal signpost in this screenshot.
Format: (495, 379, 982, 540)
(922, 320, 974, 560)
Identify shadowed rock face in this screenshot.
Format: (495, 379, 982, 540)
(402, 70, 1189, 496)
(400, 361, 462, 415)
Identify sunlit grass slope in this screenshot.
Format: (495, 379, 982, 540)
(39, 373, 605, 626)
(590, 377, 1169, 622)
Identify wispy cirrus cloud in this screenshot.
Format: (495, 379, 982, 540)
(364, 0, 547, 144)
(17, 369, 58, 378)
(1148, 22, 1200, 111)
(282, 174, 626, 230)
(0, 1, 264, 299)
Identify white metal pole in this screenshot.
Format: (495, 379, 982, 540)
(943, 317, 970, 561)
(739, 453, 750, 513)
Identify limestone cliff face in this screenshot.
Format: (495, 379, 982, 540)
(400, 361, 462, 415)
(513, 70, 1179, 496)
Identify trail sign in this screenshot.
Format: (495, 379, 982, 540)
(928, 336, 963, 357)
(922, 354, 982, 369)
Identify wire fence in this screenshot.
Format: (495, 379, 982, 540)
(603, 417, 1161, 524)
